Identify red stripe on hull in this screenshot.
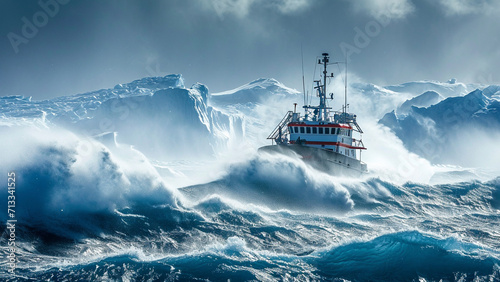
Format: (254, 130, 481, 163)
(289, 140, 366, 150)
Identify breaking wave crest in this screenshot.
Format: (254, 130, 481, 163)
(8, 232, 499, 281)
(1, 127, 499, 281)
(0, 127, 192, 240)
(311, 231, 500, 281)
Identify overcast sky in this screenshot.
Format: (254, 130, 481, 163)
(1, 0, 499, 100)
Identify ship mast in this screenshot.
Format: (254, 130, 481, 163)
(321, 53, 327, 121)
(304, 53, 334, 122)
(318, 53, 331, 121)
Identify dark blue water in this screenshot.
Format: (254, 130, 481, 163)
(1, 152, 499, 281)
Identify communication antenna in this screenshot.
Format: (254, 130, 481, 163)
(344, 55, 347, 117)
(301, 45, 306, 106)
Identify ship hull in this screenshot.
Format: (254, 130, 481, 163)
(258, 144, 367, 176)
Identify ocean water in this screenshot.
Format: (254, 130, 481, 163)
(1, 148, 499, 281)
(1, 77, 500, 281)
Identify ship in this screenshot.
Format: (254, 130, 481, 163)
(259, 53, 367, 176)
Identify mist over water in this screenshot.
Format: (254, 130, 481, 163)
(1, 75, 499, 281)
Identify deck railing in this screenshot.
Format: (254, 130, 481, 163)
(267, 111, 293, 143)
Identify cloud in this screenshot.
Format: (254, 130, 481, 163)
(274, 0, 310, 14)
(201, 0, 310, 19)
(209, 0, 254, 19)
(349, 0, 415, 21)
(436, 0, 500, 16)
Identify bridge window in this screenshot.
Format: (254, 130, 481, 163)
(318, 127, 323, 134)
(325, 128, 330, 134)
(300, 127, 305, 134)
(306, 127, 311, 134)
(294, 127, 298, 133)
(312, 127, 317, 134)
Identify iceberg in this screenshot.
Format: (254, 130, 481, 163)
(210, 77, 299, 106)
(379, 85, 500, 166)
(0, 74, 243, 161)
